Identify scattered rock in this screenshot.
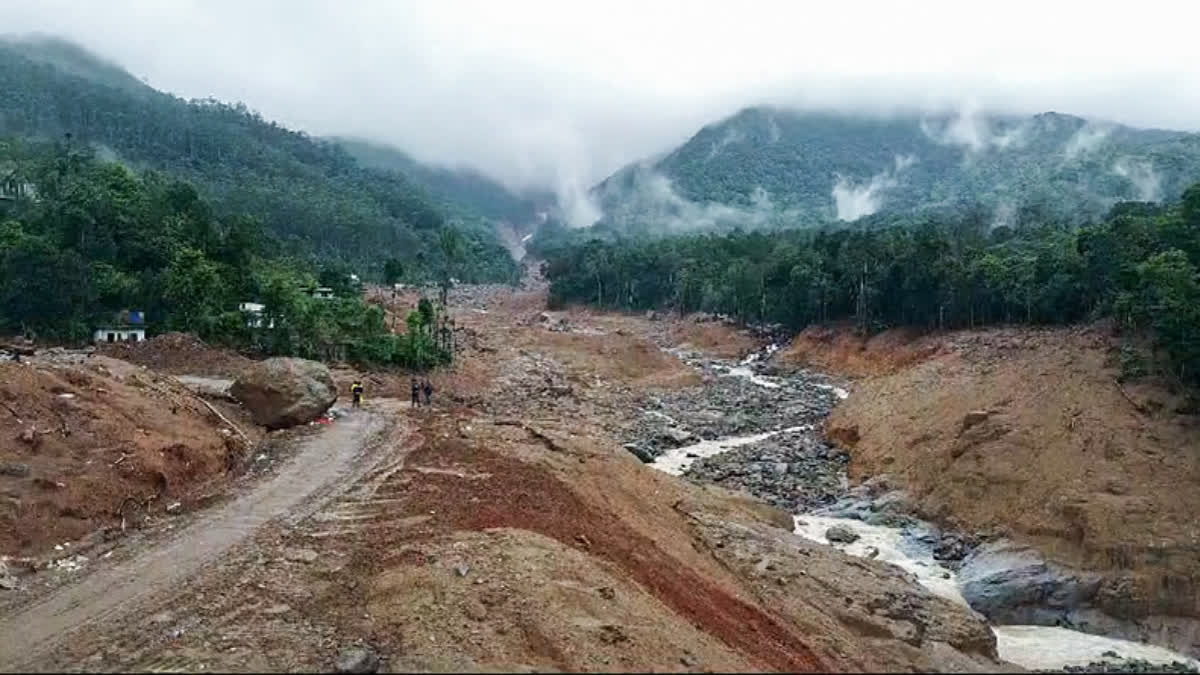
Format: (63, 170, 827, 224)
(598, 624, 629, 645)
(960, 410, 990, 432)
(0, 462, 30, 478)
(825, 525, 861, 544)
(1060, 658, 1198, 673)
(284, 548, 319, 564)
(623, 443, 656, 463)
(0, 561, 18, 590)
(661, 427, 694, 444)
(230, 357, 338, 429)
(150, 611, 174, 624)
(463, 599, 488, 621)
(334, 646, 380, 674)
(933, 533, 976, 563)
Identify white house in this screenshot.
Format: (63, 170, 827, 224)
(238, 301, 273, 329)
(309, 287, 335, 300)
(93, 327, 145, 344)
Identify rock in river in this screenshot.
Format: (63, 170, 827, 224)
(825, 525, 861, 544)
(231, 357, 338, 429)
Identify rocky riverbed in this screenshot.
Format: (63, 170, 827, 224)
(622, 345, 843, 463)
(624, 340, 1200, 673)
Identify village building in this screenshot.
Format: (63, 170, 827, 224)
(238, 301, 274, 328)
(93, 310, 146, 344)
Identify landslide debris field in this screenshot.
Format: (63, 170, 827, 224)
(0, 277, 1197, 672)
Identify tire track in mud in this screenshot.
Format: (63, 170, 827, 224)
(0, 402, 404, 672)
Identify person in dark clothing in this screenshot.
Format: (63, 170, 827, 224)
(350, 380, 364, 408)
(422, 378, 433, 407)
(410, 377, 420, 408)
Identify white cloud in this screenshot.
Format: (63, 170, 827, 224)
(1112, 158, 1162, 201)
(597, 168, 786, 231)
(1064, 124, 1113, 159)
(919, 100, 1030, 154)
(0, 0, 1198, 197)
(831, 154, 917, 220)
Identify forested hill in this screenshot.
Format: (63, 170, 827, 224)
(333, 137, 554, 229)
(590, 106, 1200, 234)
(0, 35, 517, 282)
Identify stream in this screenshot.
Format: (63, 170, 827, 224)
(634, 343, 1198, 673)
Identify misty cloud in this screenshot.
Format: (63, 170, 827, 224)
(919, 101, 1029, 154)
(832, 155, 916, 221)
(1, 0, 1199, 205)
(1063, 124, 1112, 159)
(991, 201, 1018, 230)
(1112, 157, 1162, 201)
(706, 127, 746, 161)
(596, 167, 789, 231)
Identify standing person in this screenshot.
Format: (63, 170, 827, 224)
(410, 376, 420, 408)
(350, 380, 364, 408)
(422, 378, 433, 407)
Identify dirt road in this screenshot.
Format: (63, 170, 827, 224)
(0, 401, 402, 672)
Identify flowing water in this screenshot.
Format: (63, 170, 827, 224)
(649, 426, 812, 476)
(648, 353, 1197, 671)
(793, 513, 1199, 671)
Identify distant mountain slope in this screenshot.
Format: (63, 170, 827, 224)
(0, 35, 517, 282)
(333, 137, 553, 227)
(591, 106, 1200, 233)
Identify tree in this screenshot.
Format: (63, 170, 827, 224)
(383, 258, 405, 285)
(164, 246, 226, 333)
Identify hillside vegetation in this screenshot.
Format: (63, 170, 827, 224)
(334, 136, 552, 228)
(589, 106, 1200, 234)
(0, 35, 517, 283)
(545, 186, 1200, 384)
(0, 138, 455, 368)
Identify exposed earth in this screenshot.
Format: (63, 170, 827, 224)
(1, 270, 1196, 672)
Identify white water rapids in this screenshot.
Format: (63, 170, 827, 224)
(646, 357, 1198, 671)
(793, 514, 1199, 671)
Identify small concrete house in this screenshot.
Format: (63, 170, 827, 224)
(238, 301, 274, 329)
(93, 309, 146, 344)
(93, 327, 145, 344)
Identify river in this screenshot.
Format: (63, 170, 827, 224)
(640, 344, 1197, 672)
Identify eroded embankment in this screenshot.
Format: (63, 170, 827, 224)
(812, 325, 1200, 658)
(624, 332, 1200, 671)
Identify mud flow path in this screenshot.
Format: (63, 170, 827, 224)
(0, 401, 402, 672)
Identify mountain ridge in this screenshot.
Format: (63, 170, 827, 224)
(587, 104, 1200, 234)
(0, 35, 518, 281)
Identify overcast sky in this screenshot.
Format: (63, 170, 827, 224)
(2, 0, 1198, 198)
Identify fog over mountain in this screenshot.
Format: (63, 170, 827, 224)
(2, 0, 1198, 226)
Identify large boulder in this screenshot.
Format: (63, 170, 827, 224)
(958, 540, 1101, 625)
(230, 357, 338, 429)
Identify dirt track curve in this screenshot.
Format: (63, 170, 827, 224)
(0, 401, 403, 672)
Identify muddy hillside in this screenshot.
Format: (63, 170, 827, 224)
(782, 322, 1200, 661)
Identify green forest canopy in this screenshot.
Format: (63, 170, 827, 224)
(543, 185, 1200, 385)
(0, 36, 518, 284)
(0, 138, 454, 369)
